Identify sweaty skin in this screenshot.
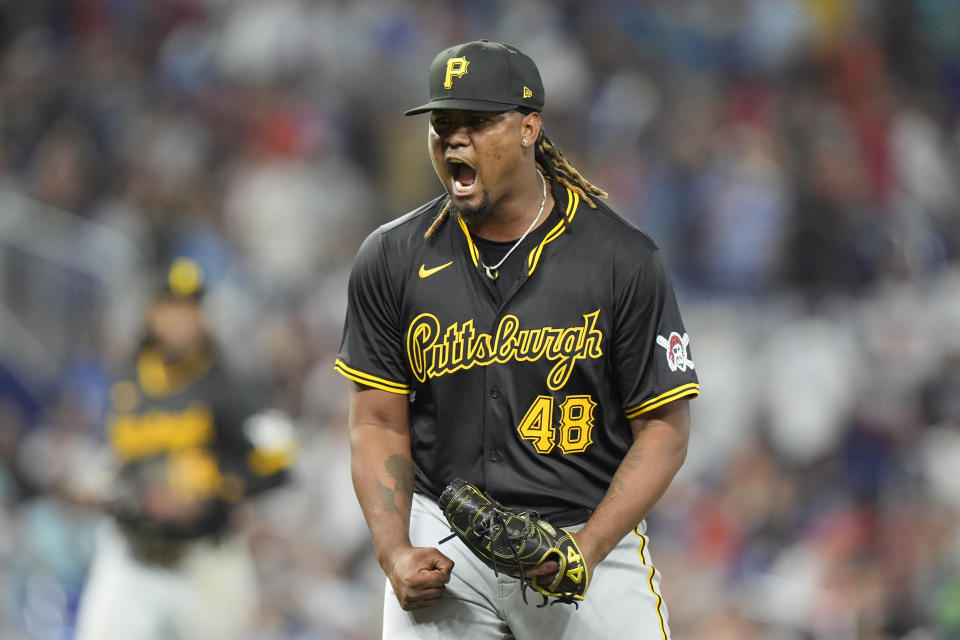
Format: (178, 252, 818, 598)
(349, 383, 453, 611)
(428, 109, 554, 242)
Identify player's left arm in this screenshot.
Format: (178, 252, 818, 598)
(526, 398, 689, 583)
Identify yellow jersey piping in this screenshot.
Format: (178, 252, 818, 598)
(454, 187, 579, 275)
(456, 215, 480, 267)
(334, 359, 410, 395)
(527, 188, 578, 275)
(625, 383, 699, 419)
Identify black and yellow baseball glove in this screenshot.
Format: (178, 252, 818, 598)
(438, 478, 589, 607)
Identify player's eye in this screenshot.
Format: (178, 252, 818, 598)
(469, 115, 496, 128)
(430, 115, 452, 132)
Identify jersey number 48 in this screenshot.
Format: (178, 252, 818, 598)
(517, 394, 597, 455)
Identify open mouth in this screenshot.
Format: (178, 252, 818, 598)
(448, 158, 477, 196)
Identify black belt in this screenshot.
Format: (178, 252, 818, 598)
(538, 507, 593, 529)
(423, 490, 593, 529)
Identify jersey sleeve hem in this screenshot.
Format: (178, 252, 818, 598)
(624, 383, 699, 419)
(334, 359, 410, 395)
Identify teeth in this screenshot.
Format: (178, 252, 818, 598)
(449, 158, 464, 164)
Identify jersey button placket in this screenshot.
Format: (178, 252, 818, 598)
(484, 358, 504, 471)
(487, 387, 501, 461)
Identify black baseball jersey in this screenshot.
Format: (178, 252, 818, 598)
(106, 342, 291, 540)
(337, 187, 699, 525)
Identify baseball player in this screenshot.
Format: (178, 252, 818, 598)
(75, 257, 297, 640)
(336, 40, 699, 638)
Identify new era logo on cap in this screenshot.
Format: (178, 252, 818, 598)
(405, 40, 545, 115)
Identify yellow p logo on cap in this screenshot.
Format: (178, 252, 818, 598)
(444, 57, 469, 89)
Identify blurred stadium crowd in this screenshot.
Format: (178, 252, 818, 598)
(1, 0, 960, 638)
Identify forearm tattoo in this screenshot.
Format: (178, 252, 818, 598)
(604, 445, 643, 504)
(378, 454, 414, 519)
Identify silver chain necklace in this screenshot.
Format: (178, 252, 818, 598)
(478, 171, 547, 280)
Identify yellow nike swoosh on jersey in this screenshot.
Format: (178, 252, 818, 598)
(419, 261, 454, 279)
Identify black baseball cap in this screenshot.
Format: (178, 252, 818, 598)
(404, 40, 544, 115)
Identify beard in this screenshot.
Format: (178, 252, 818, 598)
(454, 192, 493, 226)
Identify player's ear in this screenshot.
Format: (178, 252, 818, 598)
(519, 111, 541, 148)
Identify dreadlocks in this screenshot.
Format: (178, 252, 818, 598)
(423, 199, 452, 239)
(424, 125, 606, 239)
(534, 129, 607, 214)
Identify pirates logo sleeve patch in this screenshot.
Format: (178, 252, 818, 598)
(656, 332, 695, 373)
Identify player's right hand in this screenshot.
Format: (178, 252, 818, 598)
(384, 546, 454, 610)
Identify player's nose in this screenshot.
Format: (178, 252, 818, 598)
(443, 124, 471, 148)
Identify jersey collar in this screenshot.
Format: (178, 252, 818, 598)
(456, 186, 580, 278)
(136, 344, 214, 397)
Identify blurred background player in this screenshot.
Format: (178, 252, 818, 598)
(74, 257, 297, 640)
